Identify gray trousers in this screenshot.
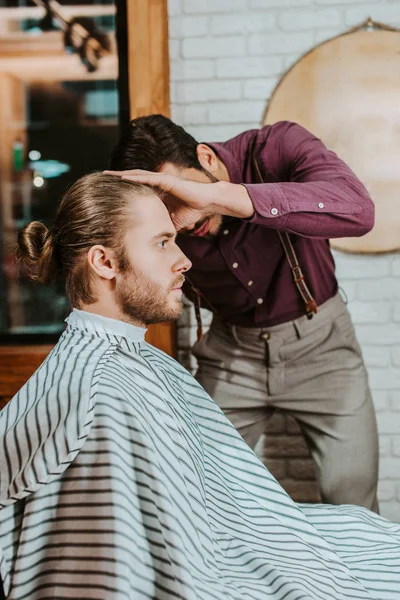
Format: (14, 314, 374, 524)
(193, 293, 379, 512)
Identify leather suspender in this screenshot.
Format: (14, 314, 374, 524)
(185, 274, 219, 342)
(252, 150, 318, 319)
(277, 234, 318, 318)
(187, 278, 206, 342)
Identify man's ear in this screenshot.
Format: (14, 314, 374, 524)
(196, 143, 220, 174)
(87, 245, 118, 280)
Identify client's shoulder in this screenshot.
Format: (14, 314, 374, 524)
(0, 328, 117, 507)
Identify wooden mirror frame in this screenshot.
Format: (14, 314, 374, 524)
(0, 0, 174, 409)
(121, 0, 175, 357)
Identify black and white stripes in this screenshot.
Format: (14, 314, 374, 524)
(0, 309, 399, 599)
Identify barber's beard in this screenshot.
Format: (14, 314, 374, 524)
(115, 261, 185, 326)
(194, 214, 223, 237)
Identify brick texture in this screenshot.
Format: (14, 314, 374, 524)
(170, 0, 400, 521)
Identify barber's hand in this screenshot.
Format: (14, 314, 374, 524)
(104, 169, 254, 231)
(104, 169, 215, 230)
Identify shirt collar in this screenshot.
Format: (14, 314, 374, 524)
(66, 308, 147, 343)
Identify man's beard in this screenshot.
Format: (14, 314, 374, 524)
(116, 260, 185, 326)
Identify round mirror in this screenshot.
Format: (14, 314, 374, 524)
(264, 26, 400, 254)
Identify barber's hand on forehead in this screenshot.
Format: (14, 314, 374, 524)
(104, 169, 255, 231)
(104, 169, 215, 231)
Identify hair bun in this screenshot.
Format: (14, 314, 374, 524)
(16, 221, 55, 283)
(18, 221, 48, 262)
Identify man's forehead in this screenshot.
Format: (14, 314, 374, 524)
(126, 193, 175, 234)
(159, 162, 182, 176)
(159, 162, 199, 178)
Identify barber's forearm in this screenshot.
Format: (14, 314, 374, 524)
(212, 181, 255, 219)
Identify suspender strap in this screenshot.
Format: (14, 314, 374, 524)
(185, 274, 219, 342)
(252, 149, 318, 319)
(192, 285, 204, 341)
(277, 231, 318, 318)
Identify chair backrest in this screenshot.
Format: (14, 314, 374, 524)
(0, 346, 53, 409)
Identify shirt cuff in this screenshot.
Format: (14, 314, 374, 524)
(242, 183, 290, 222)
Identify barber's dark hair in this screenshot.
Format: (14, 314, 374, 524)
(16, 173, 156, 308)
(109, 114, 207, 173)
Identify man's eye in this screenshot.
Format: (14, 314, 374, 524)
(158, 239, 168, 249)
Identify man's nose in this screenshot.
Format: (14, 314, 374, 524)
(176, 249, 192, 273)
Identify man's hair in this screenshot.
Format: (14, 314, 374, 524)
(16, 173, 156, 307)
(109, 114, 206, 173)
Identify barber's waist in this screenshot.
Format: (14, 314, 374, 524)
(186, 284, 338, 329)
(212, 292, 348, 345)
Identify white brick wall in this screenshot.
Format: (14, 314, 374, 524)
(168, 0, 400, 522)
(336, 253, 400, 521)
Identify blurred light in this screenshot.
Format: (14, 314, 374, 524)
(29, 150, 41, 161)
(33, 176, 44, 188)
(30, 159, 70, 178)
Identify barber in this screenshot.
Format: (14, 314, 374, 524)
(108, 115, 378, 511)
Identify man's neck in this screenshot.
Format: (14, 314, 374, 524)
(78, 302, 146, 329)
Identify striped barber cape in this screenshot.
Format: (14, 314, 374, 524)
(0, 308, 399, 600)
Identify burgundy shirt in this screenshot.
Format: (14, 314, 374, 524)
(178, 121, 374, 327)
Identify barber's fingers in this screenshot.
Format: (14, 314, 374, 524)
(121, 172, 176, 192)
(124, 174, 213, 211)
(104, 170, 214, 215)
(104, 170, 175, 189)
(104, 170, 176, 195)
(104, 169, 156, 177)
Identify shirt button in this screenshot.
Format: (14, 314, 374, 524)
(318, 202, 324, 209)
(257, 298, 263, 304)
(271, 208, 278, 216)
(260, 331, 270, 341)
(223, 229, 229, 235)
(233, 262, 238, 269)
(248, 280, 253, 286)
